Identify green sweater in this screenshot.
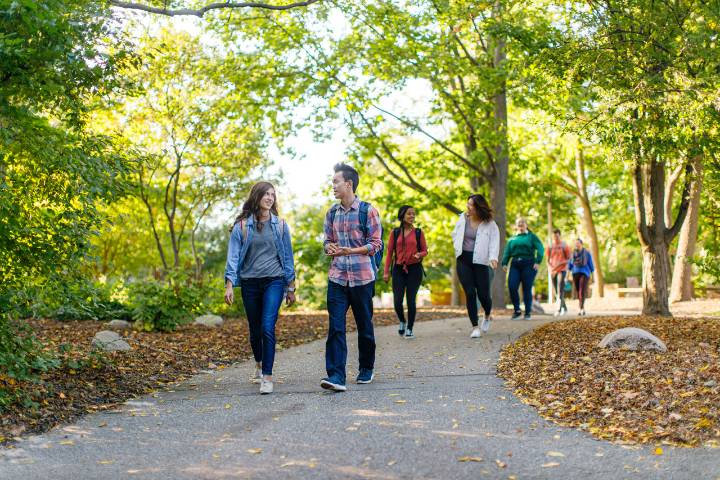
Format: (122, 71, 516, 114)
(501, 231, 544, 266)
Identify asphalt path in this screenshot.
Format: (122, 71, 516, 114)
(2, 313, 719, 479)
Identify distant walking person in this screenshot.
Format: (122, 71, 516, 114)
(384, 205, 428, 339)
(546, 228, 571, 316)
(568, 239, 595, 316)
(502, 217, 544, 320)
(452, 195, 500, 338)
(224, 182, 296, 395)
(322, 163, 382, 392)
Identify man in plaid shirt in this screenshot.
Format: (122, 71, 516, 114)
(320, 163, 383, 392)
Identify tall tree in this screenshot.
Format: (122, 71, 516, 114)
(553, 0, 719, 315)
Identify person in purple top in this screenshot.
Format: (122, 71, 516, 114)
(568, 238, 595, 316)
(321, 163, 383, 392)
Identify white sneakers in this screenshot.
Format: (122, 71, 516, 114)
(260, 377, 273, 394)
(470, 327, 481, 338)
(251, 365, 262, 384)
(481, 315, 491, 333)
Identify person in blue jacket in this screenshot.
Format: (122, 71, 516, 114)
(224, 181, 296, 395)
(568, 238, 594, 316)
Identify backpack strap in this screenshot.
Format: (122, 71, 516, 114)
(415, 228, 421, 251)
(358, 201, 370, 238)
(391, 227, 401, 266)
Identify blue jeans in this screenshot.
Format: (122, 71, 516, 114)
(326, 281, 376, 385)
(508, 258, 537, 314)
(240, 277, 285, 376)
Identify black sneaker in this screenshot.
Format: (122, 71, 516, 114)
(356, 368, 374, 384)
(320, 378, 347, 392)
(524, 313, 532, 320)
(511, 311, 522, 320)
(398, 321, 406, 336)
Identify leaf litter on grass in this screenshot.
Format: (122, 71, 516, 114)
(497, 316, 720, 447)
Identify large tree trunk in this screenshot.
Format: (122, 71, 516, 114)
(670, 154, 704, 302)
(490, 0, 508, 308)
(632, 157, 692, 316)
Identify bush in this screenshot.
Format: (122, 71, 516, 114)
(0, 319, 59, 410)
(127, 271, 228, 332)
(10, 277, 131, 321)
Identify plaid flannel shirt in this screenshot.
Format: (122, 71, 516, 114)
(324, 197, 382, 287)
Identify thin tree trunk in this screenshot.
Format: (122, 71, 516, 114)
(575, 149, 604, 297)
(670, 154, 703, 302)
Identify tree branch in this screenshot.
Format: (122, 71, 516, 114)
(665, 157, 696, 242)
(108, 0, 321, 17)
(632, 161, 651, 246)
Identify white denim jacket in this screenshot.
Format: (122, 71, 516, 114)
(451, 213, 500, 266)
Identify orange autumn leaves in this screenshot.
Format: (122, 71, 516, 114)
(498, 316, 720, 447)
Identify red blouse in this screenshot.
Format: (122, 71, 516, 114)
(384, 228, 428, 275)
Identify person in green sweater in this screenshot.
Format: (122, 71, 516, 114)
(501, 217, 544, 320)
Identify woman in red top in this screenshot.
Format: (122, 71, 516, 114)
(383, 205, 428, 338)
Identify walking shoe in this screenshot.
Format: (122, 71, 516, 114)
(580, 308, 586, 316)
(356, 368, 374, 384)
(481, 315, 492, 332)
(398, 321, 406, 336)
(320, 378, 347, 392)
(404, 329, 414, 339)
(260, 377, 273, 395)
(251, 365, 262, 384)
(511, 311, 523, 320)
(470, 327, 481, 338)
(524, 313, 532, 320)
(560, 307, 568, 316)
(554, 310, 562, 317)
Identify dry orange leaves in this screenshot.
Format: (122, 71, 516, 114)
(497, 316, 720, 447)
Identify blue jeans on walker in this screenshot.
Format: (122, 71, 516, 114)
(508, 258, 537, 315)
(240, 277, 285, 376)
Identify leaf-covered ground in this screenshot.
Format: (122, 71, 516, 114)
(498, 316, 720, 447)
(0, 307, 466, 442)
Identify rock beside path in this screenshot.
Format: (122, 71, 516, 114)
(106, 320, 131, 330)
(91, 331, 131, 351)
(598, 327, 667, 352)
(194, 314, 223, 327)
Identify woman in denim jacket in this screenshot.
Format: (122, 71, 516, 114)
(224, 181, 296, 395)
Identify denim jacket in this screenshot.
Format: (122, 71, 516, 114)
(224, 214, 296, 288)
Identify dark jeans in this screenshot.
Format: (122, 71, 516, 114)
(240, 276, 285, 376)
(326, 281, 376, 385)
(392, 263, 423, 330)
(552, 271, 568, 310)
(573, 273, 589, 309)
(508, 258, 537, 315)
(457, 251, 492, 326)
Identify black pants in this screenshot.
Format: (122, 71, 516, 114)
(392, 263, 423, 330)
(573, 273, 589, 309)
(552, 271, 567, 311)
(457, 251, 492, 326)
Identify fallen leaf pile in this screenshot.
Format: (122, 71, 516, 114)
(1, 307, 466, 442)
(497, 316, 720, 447)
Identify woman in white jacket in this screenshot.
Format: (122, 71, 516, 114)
(451, 194, 500, 338)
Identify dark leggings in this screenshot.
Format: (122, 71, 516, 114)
(392, 263, 423, 330)
(573, 273, 589, 309)
(552, 271, 567, 310)
(457, 252, 492, 326)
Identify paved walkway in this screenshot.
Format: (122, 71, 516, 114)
(2, 314, 719, 479)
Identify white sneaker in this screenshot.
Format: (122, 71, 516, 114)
(481, 315, 491, 332)
(554, 310, 561, 317)
(260, 377, 273, 394)
(470, 327, 481, 338)
(251, 366, 262, 384)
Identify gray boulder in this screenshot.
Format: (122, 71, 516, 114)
(598, 327, 667, 352)
(92, 330, 131, 352)
(194, 314, 224, 327)
(106, 320, 131, 330)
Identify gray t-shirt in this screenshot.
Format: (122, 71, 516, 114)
(462, 220, 478, 252)
(240, 221, 284, 279)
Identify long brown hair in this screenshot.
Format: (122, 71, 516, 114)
(231, 181, 278, 232)
(468, 194, 493, 222)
